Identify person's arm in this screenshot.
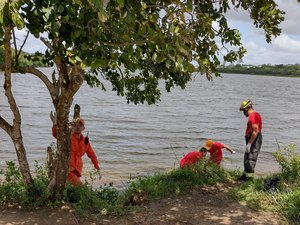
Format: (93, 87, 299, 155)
(86, 143, 100, 170)
(248, 123, 259, 145)
(223, 144, 235, 154)
(86, 143, 102, 179)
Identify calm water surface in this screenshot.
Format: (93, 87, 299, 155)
(1, 68, 300, 187)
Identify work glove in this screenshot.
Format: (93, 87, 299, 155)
(50, 111, 57, 125)
(245, 143, 251, 153)
(232, 150, 236, 154)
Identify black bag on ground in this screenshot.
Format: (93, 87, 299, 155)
(263, 176, 280, 193)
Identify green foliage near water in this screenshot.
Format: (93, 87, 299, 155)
(0, 46, 47, 70)
(0, 159, 235, 216)
(230, 144, 300, 223)
(217, 64, 300, 77)
(125, 161, 233, 200)
(2, 147, 300, 224)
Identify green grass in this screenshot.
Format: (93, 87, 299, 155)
(125, 161, 234, 200)
(229, 144, 300, 223)
(1, 144, 300, 223)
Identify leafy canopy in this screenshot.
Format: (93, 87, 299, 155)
(0, 0, 285, 104)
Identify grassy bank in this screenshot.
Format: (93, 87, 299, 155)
(0, 144, 299, 223)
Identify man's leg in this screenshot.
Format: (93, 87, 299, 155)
(243, 133, 263, 179)
(67, 171, 83, 186)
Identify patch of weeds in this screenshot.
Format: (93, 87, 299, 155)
(230, 144, 300, 224)
(0, 161, 26, 204)
(125, 160, 233, 201)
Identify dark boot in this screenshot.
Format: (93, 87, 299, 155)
(237, 173, 247, 181)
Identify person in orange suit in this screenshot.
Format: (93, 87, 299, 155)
(51, 112, 101, 185)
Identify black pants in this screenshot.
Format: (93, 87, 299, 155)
(244, 133, 263, 173)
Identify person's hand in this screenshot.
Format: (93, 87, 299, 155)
(231, 150, 236, 154)
(50, 111, 57, 125)
(246, 144, 251, 153)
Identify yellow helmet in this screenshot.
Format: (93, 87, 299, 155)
(240, 100, 253, 111)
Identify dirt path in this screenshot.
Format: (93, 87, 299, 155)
(0, 182, 289, 225)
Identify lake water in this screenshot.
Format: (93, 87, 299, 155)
(1, 68, 300, 188)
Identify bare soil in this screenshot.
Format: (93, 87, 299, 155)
(0, 181, 289, 225)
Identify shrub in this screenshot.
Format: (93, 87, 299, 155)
(125, 160, 232, 200)
(0, 161, 26, 204)
(273, 144, 300, 185)
(279, 189, 300, 222)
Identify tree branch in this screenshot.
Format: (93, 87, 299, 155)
(17, 30, 30, 59)
(4, 24, 22, 131)
(18, 66, 57, 103)
(40, 36, 52, 50)
(0, 116, 13, 136)
(12, 28, 19, 66)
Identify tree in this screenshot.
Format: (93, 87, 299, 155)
(0, 0, 285, 198)
(0, 1, 33, 188)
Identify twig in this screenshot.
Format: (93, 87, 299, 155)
(170, 144, 180, 164)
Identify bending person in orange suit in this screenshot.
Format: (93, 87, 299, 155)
(51, 112, 101, 185)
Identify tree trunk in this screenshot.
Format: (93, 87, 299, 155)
(47, 103, 72, 198)
(47, 65, 84, 197)
(2, 25, 33, 187)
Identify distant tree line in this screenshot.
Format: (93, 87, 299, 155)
(0, 47, 47, 71)
(217, 64, 300, 77)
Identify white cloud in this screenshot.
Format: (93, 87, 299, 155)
(224, 0, 300, 65)
(226, 0, 300, 36)
(243, 41, 258, 50)
(272, 34, 300, 53)
(241, 37, 300, 65)
(14, 29, 46, 53)
(276, 0, 300, 35)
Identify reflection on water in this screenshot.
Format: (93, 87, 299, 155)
(1, 68, 300, 187)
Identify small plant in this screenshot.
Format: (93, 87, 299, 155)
(0, 161, 26, 204)
(273, 144, 300, 188)
(0, 161, 53, 207)
(96, 186, 119, 204)
(278, 189, 300, 222)
(64, 183, 122, 216)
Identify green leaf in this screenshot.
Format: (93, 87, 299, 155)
(187, 0, 193, 12)
(117, 0, 124, 8)
(93, 0, 103, 10)
(11, 12, 24, 29)
(97, 10, 107, 22)
(138, 23, 147, 35)
(0, 9, 3, 24)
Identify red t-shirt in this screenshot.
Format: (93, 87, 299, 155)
(209, 142, 224, 166)
(245, 111, 262, 137)
(180, 151, 205, 168)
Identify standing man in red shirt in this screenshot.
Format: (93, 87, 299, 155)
(239, 100, 263, 181)
(204, 140, 235, 167)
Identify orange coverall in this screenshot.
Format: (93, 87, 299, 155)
(52, 126, 100, 185)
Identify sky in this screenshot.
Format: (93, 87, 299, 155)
(14, 0, 300, 66)
(226, 0, 300, 65)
